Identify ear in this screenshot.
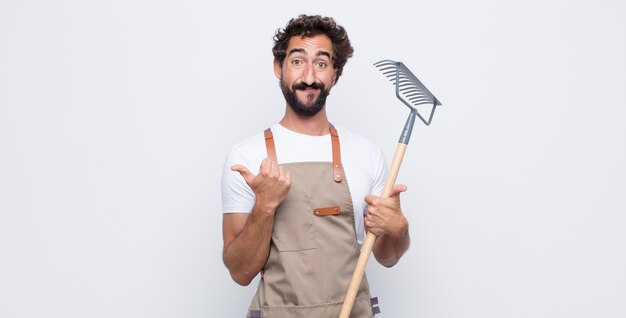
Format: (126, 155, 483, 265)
(273, 59, 282, 80)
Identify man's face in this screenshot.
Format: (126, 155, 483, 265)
(274, 34, 337, 117)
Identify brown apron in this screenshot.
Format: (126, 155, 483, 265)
(247, 127, 377, 318)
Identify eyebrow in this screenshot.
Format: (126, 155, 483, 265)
(316, 51, 331, 58)
(287, 48, 306, 56)
(287, 48, 332, 59)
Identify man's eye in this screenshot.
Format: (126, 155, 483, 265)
(292, 60, 301, 65)
(317, 62, 327, 68)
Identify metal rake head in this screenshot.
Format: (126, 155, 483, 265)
(374, 60, 442, 126)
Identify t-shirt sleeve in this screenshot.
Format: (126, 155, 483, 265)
(221, 148, 256, 213)
(371, 143, 388, 196)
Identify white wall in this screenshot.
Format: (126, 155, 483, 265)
(1, 0, 625, 317)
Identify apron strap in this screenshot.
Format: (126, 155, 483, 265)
(264, 128, 277, 162)
(329, 125, 343, 183)
(263, 125, 344, 183)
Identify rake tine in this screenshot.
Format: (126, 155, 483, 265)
(403, 93, 425, 98)
(404, 91, 426, 97)
(407, 94, 428, 100)
(409, 98, 431, 104)
(409, 97, 429, 104)
(378, 65, 396, 70)
(399, 87, 421, 94)
(409, 96, 430, 102)
(374, 59, 395, 66)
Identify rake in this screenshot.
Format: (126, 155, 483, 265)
(338, 60, 442, 317)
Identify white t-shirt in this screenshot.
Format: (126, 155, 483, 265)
(221, 123, 388, 244)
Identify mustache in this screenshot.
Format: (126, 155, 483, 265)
(293, 82, 325, 90)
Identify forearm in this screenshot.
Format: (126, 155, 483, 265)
(372, 223, 410, 267)
(223, 205, 275, 286)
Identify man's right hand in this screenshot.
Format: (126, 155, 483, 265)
(231, 157, 292, 213)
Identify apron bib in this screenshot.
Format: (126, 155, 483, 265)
(247, 127, 375, 318)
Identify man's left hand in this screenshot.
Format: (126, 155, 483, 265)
(364, 184, 408, 238)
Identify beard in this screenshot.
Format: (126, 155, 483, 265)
(280, 79, 330, 117)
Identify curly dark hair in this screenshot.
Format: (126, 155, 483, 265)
(273, 15, 354, 83)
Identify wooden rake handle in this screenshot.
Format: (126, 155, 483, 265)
(338, 143, 408, 318)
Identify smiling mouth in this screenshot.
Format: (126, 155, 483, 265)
(297, 87, 319, 94)
(294, 82, 324, 91)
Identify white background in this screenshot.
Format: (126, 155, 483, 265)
(1, 0, 625, 317)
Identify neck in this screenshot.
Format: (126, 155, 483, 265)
(279, 105, 330, 136)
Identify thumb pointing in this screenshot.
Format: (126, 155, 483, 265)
(389, 184, 407, 201)
(231, 164, 255, 185)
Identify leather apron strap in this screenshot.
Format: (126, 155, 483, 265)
(264, 128, 277, 162)
(264, 125, 343, 183)
(329, 125, 343, 182)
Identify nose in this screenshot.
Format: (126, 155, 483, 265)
(302, 64, 316, 85)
